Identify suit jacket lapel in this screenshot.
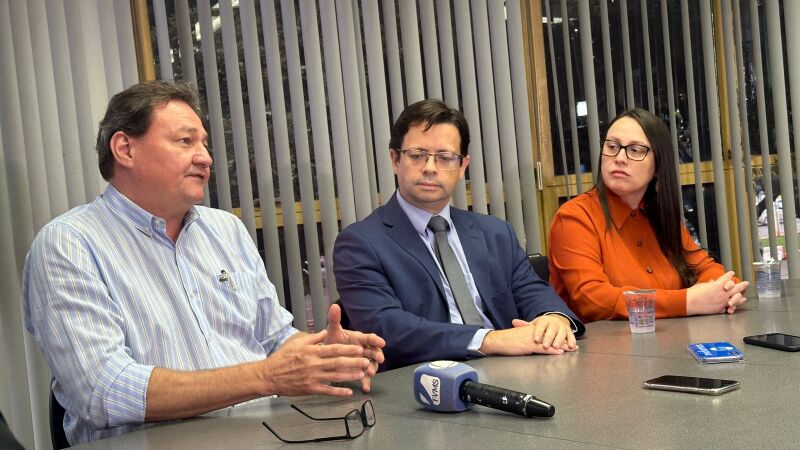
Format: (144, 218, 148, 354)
(383, 195, 447, 299)
(452, 209, 499, 324)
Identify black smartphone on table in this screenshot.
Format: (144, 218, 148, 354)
(743, 333, 800, 352)
(643, 375, 740, 395)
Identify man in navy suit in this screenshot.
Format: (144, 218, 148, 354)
(333, 99, 585, 371)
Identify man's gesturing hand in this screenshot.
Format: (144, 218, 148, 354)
(261, 330, 371, 397)
(324, 303, 386, 392)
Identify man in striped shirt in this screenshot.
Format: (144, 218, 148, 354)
(22, 81, 385, 445)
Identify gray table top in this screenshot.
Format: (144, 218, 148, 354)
(77, 280, 800, 449)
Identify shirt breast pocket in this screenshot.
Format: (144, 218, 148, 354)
(211, 271, 259, 334)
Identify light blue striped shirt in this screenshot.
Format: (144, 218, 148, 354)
(22, 185, 297, 445)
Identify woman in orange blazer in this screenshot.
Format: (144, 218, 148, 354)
(548, 108, 748, 323)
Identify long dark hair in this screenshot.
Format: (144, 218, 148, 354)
(596, 108, 697, 287)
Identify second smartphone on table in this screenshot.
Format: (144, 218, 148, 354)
(643, 375, 740, 395)
(743, 333, 800, 352)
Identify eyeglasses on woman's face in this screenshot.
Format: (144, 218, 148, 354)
(601, 139, 651, 161)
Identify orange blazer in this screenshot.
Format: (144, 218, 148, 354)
(548, 189, 727, 323)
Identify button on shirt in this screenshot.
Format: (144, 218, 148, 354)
(22, 185, 296, 445)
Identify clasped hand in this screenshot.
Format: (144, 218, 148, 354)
(686, 271, 749, 315)
(480, 314, 578, 356)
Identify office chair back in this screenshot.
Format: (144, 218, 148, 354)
(0, 410, 25, 450)
(50, 385, 70, 449)
(527, 253, 550, 282)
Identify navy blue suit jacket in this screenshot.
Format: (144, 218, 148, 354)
(333, 195, 585, 371)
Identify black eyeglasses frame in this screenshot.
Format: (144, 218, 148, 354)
(262, 400, 375, 444)
(600, 139, 651, 161)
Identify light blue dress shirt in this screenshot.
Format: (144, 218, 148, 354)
(396, 193, 492, 352)
(22, 185, 297, 445)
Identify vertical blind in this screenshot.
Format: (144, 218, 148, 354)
(0, 1, 138, 447)
(149, 0, 546, 331)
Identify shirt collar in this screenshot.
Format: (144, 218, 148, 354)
(601, 189, 645, 228)
(101, 185, 201, 236)
(395, 191, 453, 237)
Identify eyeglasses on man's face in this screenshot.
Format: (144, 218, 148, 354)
(262, 400, 376, 443)
(397, 148, 464, 170)
(601, 139, 651, 161)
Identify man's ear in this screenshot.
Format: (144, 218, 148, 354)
(390, 149, 400, 173)
(110, 131, 135, 169)
(459, 154, 470, 179)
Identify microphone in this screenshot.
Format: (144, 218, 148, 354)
(412, 361, 555, 418)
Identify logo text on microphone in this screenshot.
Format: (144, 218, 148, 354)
(420, 374, 441, 406)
